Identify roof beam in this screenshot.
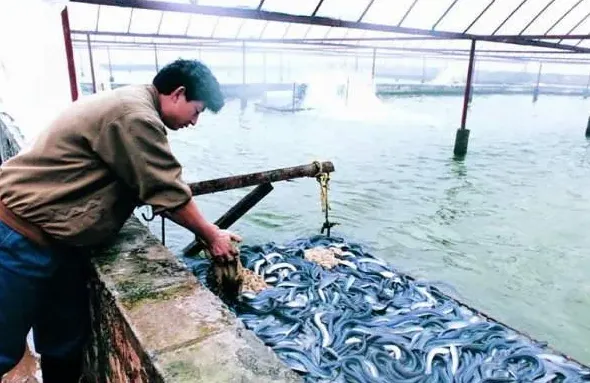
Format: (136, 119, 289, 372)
(519, 0, 557, 35)
(69, 0, 590, 53)
(464, 0, 497, 33)
(492, 0, 528, 35)
(558, 11, 590, 44)
(312, 0, 324, 17)
(72, 39, 590, 63)
(398, 0, 419, 27)
(432, 0, 461, 30)
(357, 0, 375, 23)
(545, 0, 584, 35)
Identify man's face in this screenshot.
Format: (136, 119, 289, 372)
(160, 86, 205, 130)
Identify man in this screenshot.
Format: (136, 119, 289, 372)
(0, 59, 241, 382)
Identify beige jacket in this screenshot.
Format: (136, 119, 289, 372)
(0, 85, 192, 247)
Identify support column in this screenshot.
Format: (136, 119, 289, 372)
(371, 48, 376, 82)
(107, 46, 114, 83)
(61, 7, 78, 101)
(241, 41, 247, 110)
(585, 116, 590, 137)
(533, 62, 542, 102)
(292, 82, 296, 112)
(453, 39, 476, 158)
(86, 33, 96, 94)
(154, 44, 159, 71)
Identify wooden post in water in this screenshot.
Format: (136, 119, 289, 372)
(585, 116, 590, 138)
(453, 39, 476, 158)
(533, 62, 542, 102)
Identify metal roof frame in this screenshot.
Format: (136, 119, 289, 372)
(69, 0, 590, 54)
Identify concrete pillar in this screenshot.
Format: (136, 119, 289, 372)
(454, 129, 470, 157)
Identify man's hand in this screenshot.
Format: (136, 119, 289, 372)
(163, 199, 243, 261)
(207, 228, 242, 263)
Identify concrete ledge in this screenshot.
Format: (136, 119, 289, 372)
(0, 110, 300, 382)
(85, 217, 300, 382)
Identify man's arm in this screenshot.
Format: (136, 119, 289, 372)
(91, 113, 240, 261)
(164, 199, 242, 261)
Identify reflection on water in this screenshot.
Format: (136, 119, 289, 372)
(141, 94, 590, 364)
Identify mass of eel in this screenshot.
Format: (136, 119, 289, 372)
(186, 235, 590, 382)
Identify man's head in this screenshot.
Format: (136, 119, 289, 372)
(152, 59, 224, 130)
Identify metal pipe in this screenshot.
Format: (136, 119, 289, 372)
(86, 33, 97, 94)
(188, 161, 335, 196)
(61, 7, 79, 101)
(74, 29, 590, 42)
(183, 183, 274, 256)
(70, 38, 590, 64)
(461, 40, 476, 130)
(72, 30, 445, 42)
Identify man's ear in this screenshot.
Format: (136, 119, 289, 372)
(171, 86, 186, 101)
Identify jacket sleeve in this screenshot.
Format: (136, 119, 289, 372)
(91, 112, 192, 213)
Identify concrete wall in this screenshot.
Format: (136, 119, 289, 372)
(0, 111, 300, 383)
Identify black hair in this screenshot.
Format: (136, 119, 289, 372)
(152, 59, 225, 113)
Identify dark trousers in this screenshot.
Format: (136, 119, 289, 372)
(0, 221, 90, 380)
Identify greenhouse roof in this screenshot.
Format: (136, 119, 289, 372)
(67, 0, 590, 55)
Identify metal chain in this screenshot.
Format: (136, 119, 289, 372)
(316, 169, 338, 236)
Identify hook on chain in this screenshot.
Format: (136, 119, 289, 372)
(141, 205, 156, 222)
(314, 162, 338, 237)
